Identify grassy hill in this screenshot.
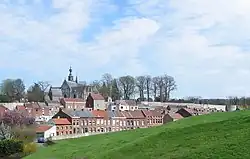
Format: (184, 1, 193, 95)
(25, 110, 250, 159)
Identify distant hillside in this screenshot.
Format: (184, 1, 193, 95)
(25, 110, 250, 159)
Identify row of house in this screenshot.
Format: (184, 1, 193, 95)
(49, 108, 186, 136)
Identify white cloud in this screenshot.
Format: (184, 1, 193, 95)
(1, 0, 250, 97)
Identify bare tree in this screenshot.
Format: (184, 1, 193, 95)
(102, 73, 113, 97)
(163, 75, 177, 101)
(145, 75, 152, 102)
(136, 76, 146, 101)
(152, 77, 160, 100)
(118, 76, 136, 100)
(37, 81, 50, 92)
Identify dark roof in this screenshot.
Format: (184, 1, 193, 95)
(90, 93, 105, 100)
(50, 87, 62, 97)
(64, 109, 93, 118)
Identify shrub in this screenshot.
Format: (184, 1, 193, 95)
(44, 136, 56, 146)
(0, 139, 23, 157)
(23, 142, 37, 155)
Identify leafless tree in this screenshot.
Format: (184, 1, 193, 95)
(118, 76, 136, 100)
(136, 76, 146, 101)
(102, 73, 113, 97)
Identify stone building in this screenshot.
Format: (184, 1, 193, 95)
(48, 67, 95, 101)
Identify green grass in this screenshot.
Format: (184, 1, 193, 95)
(25, 110, 250, 159)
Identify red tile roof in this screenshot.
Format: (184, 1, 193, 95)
(36, 125, 53, 133)
(129, 110, 145, 119)
(0, 105, 8, 115)
(90, 93, 105, 100)
(16, 105, 26, 111)
(52, 118, 71, 125)
(63, 98, 85, 103)
(92, 110, 107, 118)
(142, 110, 162, 117)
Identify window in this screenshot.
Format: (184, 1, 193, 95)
(97, 119, 100, 125)
(120, 106, 123, 109)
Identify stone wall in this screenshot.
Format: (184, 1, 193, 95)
(51, 132, 106, 140)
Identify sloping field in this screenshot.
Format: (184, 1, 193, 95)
(25, 110, 250, 159)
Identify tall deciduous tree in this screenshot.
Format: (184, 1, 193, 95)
(118, 76, 136, 100)
(0, 111, 35, 140)
(27, 83, 44, 102)
(102, 73, 113, 97)
(111, 78, 121, 101)
(145, 75, 152, 102)
(1, 79, 25, 102)
(136, 76, 146, 101)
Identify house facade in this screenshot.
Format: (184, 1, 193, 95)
(60, 98, 85, 109)
(36, 125, 56, 140)
(86, 93, 105, 110)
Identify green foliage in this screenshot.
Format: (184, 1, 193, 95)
(23, 142, 37, 155)
(0, 139, 23, 157)
(0, 94, 11, 102)
(27, 83, 44, 102)
(24, 111, 250, 159)
(0, 79, 25, 102)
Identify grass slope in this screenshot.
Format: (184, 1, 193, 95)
(25, 110, 250, 159)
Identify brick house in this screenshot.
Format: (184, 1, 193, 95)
(86, 93, 105, 110)
(176, 108, 195, 117)
(91, 110, 108, 133)
(60, 98, 85, 109)
(51, 109, 73, 135)
(141, 110, 163, 127)
(163, 113, 183, 123)
(107, 111, 127, 132)
(52, 118, 72, 136)
(122, 110, 146, 129)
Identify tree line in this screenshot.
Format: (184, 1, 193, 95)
(91, 73, 177, 102)
(0, 79, 50, 103)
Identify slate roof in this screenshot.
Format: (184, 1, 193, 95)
(50, 87, 63, 97)
(64, 109, 94, 118)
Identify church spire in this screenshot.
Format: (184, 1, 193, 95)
(68, 66, 74, 81)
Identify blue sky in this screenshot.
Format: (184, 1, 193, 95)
(1, 0, 250, 98)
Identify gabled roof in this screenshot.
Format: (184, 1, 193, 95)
(50, 87, 62, 97)
(167, 113, 184, 120)
(52, 118, 71, 125)
(90, 93, 105, 100)
(63, 109, 93, 118)
(92, 110, 107, 118)
(36, 125, 53, 133)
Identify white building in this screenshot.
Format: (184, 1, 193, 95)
(36, 125, 56, 140)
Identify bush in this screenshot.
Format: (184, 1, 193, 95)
(44, 136, 56, 146)
(0, 139, 23, 157)
(23, 142, 37, 155)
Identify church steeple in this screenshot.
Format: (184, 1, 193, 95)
(68, 66, 74, 81)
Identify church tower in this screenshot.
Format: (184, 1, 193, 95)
(68, 66, 74, 82)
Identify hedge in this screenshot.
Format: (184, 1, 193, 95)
(0, 139, 23, 157)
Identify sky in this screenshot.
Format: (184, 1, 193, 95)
(1, 0, 250, 98)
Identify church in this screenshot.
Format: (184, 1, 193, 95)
(48, 67, 95, 102)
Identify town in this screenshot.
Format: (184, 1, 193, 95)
(0, 67, 238, 158)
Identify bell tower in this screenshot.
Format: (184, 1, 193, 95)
(68, 66, 74, 82)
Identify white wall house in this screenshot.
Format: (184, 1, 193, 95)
(36, 125, 56, 140)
